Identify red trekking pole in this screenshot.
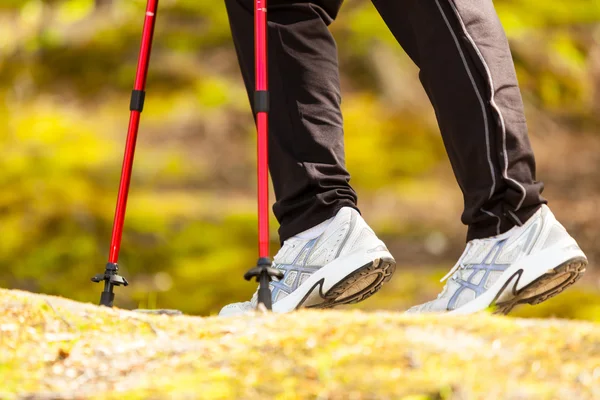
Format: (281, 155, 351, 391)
(92, 0, 159, 307)
(243, 0, 283, 310)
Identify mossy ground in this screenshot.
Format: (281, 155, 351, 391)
(1, 288, 599, 399)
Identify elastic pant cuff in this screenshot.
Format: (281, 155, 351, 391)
(466, 203, 544, 242)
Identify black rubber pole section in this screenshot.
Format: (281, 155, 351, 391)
(130, 90, 146, 112)
(257, 271, 273, 309)
(254, 90, 269, 113)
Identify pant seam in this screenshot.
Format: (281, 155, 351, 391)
(481, 208, 501, 236)
(433, 0, 502, 229)
(446, 0, 528, 211)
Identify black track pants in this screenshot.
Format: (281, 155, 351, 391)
(224, 0, 546, 243)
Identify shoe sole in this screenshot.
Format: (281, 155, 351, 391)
(308, 257, 396, 309)
(494, 257, 587, 315)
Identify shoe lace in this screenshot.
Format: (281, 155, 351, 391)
(439, 240, 480, 283)
(434, 240, 479, 300)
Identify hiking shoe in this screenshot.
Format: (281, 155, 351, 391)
(407, 205, 587, 315)
(219, 207, 396, 316)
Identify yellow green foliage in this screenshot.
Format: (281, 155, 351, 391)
(0, 1, 599, 316)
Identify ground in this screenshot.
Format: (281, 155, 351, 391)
(2, 289, 599, 399)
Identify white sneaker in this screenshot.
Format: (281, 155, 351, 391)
(407, 205, 587, 315)
(219, 207, 396, 316)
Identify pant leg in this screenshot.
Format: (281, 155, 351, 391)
(225, 0, 357, 243)
(371, 0, 546, 241)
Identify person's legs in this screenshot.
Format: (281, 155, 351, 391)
(225, 0, 357, 243)
(221, 0, 397, 316)
(369, 0, 586, 314)
(371, 0, 546, 241)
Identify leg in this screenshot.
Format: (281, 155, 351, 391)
(372, 0, 546, 241)
(225, 0, 357, 242)
(371, 0, 588, 314)
(222, 0, 397, 317)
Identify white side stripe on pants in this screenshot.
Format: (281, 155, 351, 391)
(433, 0, 502, 234)
(446, 0, 528, 211)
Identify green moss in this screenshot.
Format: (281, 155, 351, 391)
(2, 289, 599, 399)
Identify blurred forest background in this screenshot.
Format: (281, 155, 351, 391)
(0, 0, 599, 319)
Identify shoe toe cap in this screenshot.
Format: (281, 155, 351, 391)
(405, 300, 443, 314)
(218, 302, 254, 317)
(405, 304, 425, 314)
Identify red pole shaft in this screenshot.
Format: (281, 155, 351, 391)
(108, 0, 159, 263)
(255, 0, 270, 258)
